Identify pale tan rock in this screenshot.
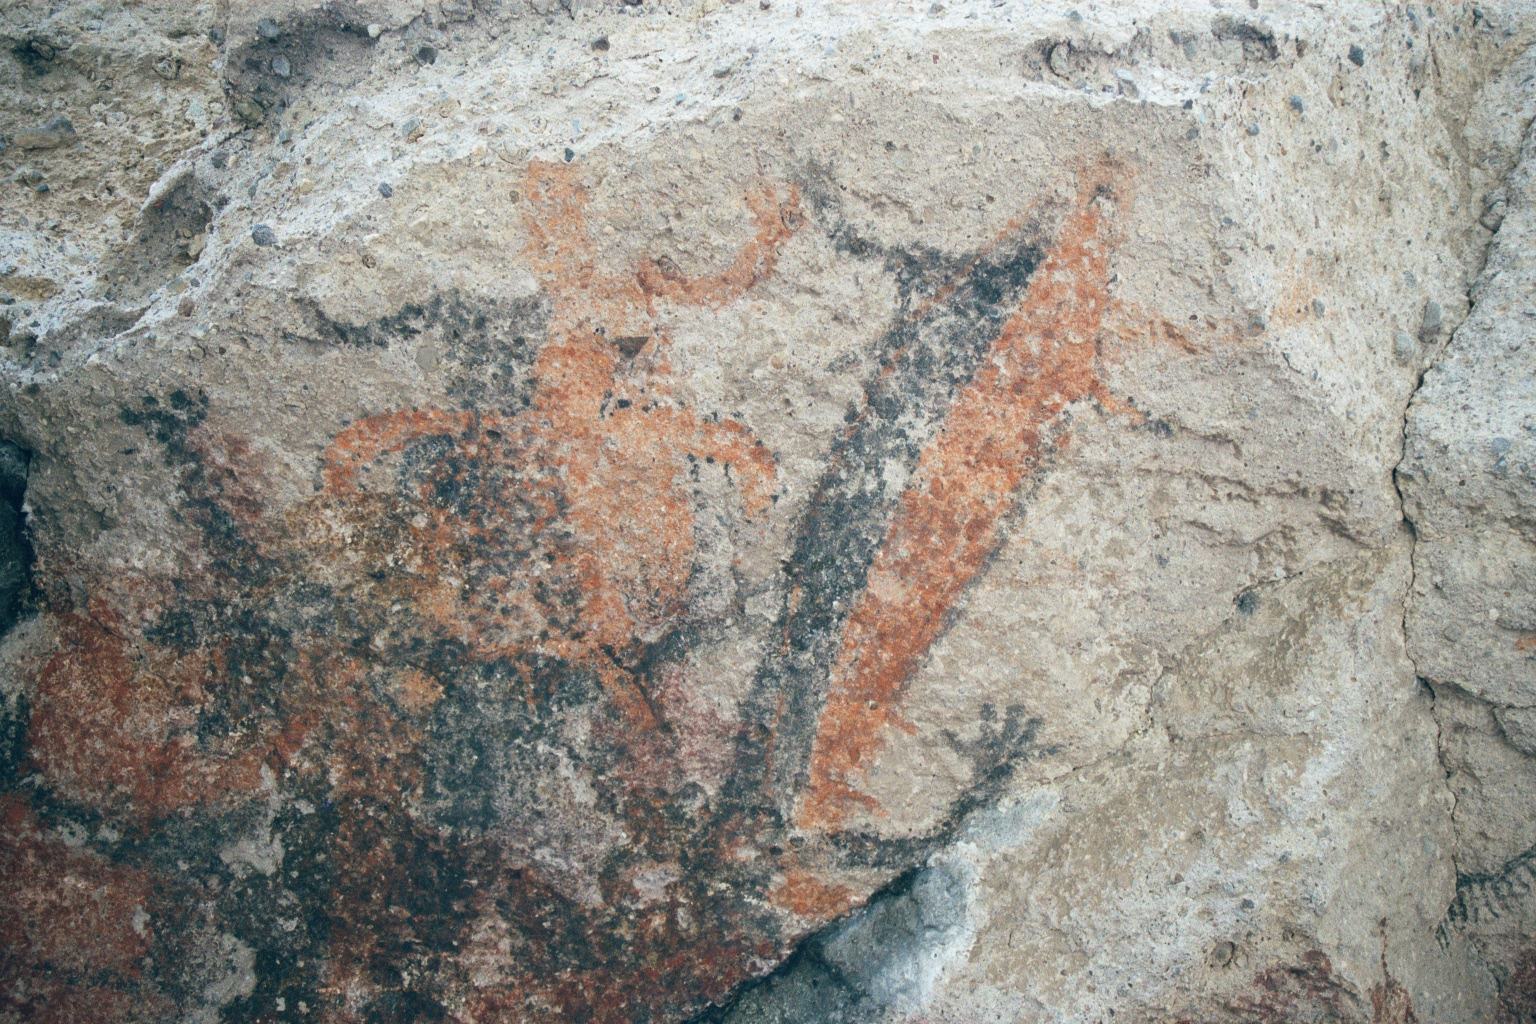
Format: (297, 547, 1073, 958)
(1401, 41, 1536, 1019)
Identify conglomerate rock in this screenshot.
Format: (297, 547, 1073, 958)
(0, 2, 1533, 1022)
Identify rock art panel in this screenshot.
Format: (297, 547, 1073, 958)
(1, 2, 1535, 1023)
(6, 151, 1177, 1022)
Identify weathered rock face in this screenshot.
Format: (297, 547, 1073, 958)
(1401, 55, 1536, 1024)
(1, 2, 1532, 1022)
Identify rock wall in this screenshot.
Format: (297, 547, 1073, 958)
(0, 2, 1532, 1022)
(1401, 50, 1536, 1024)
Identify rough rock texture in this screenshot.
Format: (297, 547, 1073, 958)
(1401, 42, 1536, 1023)
(1, 2, 1533, 1022)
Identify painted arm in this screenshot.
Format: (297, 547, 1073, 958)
(636, 184, 803, 309)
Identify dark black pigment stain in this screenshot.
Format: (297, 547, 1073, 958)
(8, 35, 61, 76)
(1211, 15, 1281, 61)
(103, 172, 215, 305)
(223, 3, 380, 125)
(1436, 839, 1536, 949)
(285, 290, 547, 408)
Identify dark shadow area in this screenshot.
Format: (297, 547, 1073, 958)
(0, 440, 35, 636)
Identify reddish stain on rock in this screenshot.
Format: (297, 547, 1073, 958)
(1215, 941, 1421, 1024)
(770, 868, 859, 920)
(1368, 923, 1420, 1024)
(27, 603, 306, 819)
(0, 796, 173, 1023)
(1229, 950, 1366, 1021)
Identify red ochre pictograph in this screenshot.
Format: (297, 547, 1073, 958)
(8, 156, 1217, 1022)
(317, 161, 791, 727)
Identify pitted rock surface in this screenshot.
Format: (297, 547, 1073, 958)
(2, 2, 1534, 1023)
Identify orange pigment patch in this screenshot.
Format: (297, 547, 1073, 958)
(634, 182, 803, 309)
(799, 167, 1139, 829)
(0, 795, 154, 974)
(522, 161, 801, 326)
(393, 667, 445, 712)
(323, 408, 477, 494)
(770, 869, 858, 919)
(0, 794, 177, 1022)
(26, 609, 303, 819)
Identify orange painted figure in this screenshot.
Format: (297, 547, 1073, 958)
(318, 162, 796, 725)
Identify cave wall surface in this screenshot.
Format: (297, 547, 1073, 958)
(1, 2, 1534, 1022)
